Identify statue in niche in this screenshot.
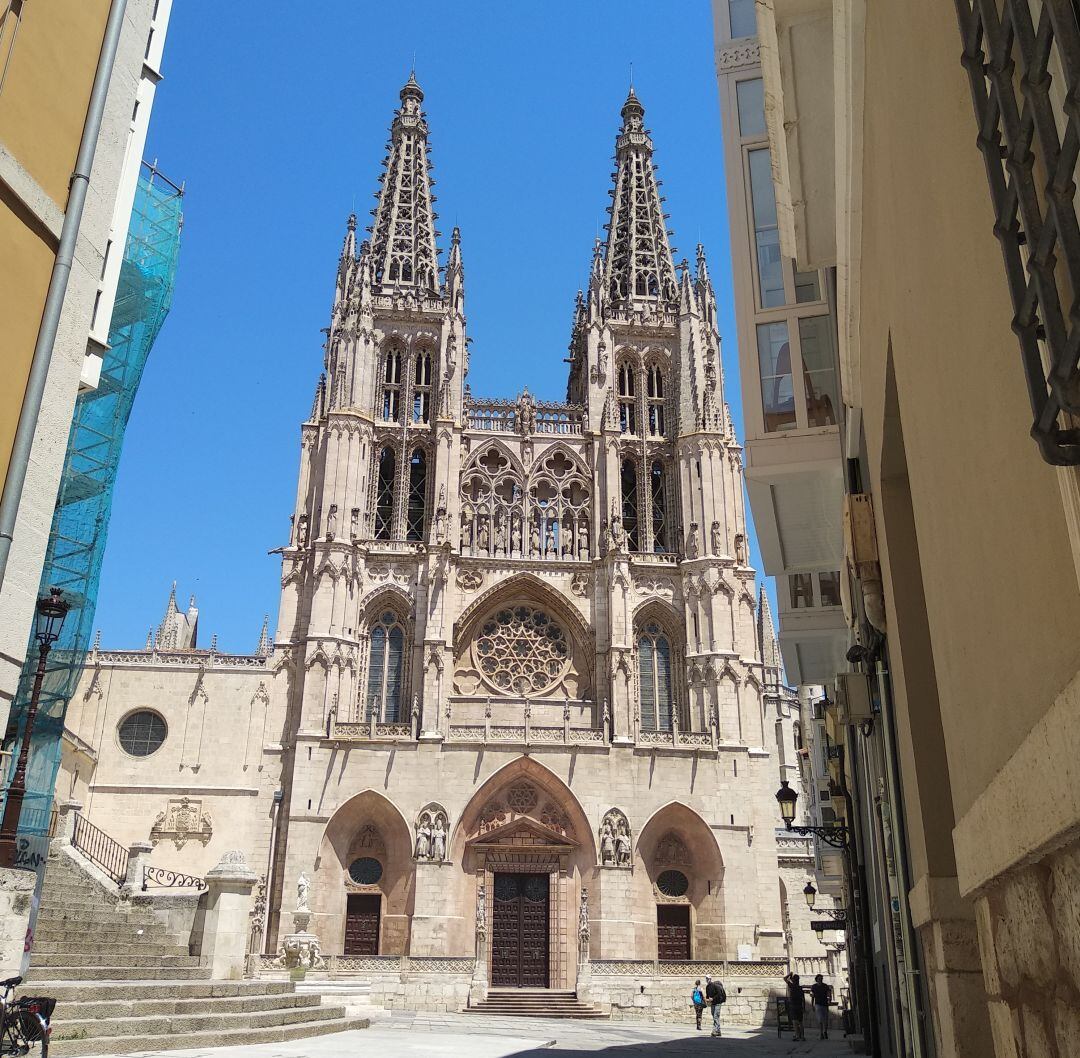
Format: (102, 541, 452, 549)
(461, 506, 474, 549)
(510, 518, 522, 554)
(546, 526, 556, 556)
(297, 515, 309, 547)
(327, 505, 338, 539)
(579, 887, 590, 939)
(600, 822, 616, 866)
(495, 516, 507, 554)
(296, 872, 311, 912)
(432, 817, 446, 861)
(735, 532, 747, 565)
(711, 520, 723, 555)
(685, 521, 700, 559)
(530, 520, 541, 556)
(577, 522, 589, 559)
(477, 515, 490, 553)
(415, 805, 449, 861)
(415, 818, 431, 860)
(351, 508, 360, 538)
(434, 488, 448, 544)
(562, 528, 573, 557)
(610, 514, 625, 552)
(476, 882, 487, 932)
(616, 823, 632, 867)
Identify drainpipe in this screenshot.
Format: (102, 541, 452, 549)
(262, 789, 283, 954)
(0, 0, 130, 590)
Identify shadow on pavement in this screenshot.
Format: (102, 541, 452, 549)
(504, 1027, 841, 1055)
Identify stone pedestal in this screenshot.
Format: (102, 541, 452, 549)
(278, 908, 324, 970)
(201, 851, 258, 980)
(120, 840, 154, 898)
(469, 932, 488, 1004)
(0, 867, 34, 978)
(54, 800, 82, 847)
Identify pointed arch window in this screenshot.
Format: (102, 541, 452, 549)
(650, 461, 668, 552)
(638, 622, 673, 731)
(412, 350, 432, 424)
(618, 363, 637, 434)
(621, 459, 640, 552)
(406, 448, 427, 541)
(374, 446, 396, 540)
(647, 365, 665, 437)
(366, 610, 406, 722)
(382, 348, 403, 422)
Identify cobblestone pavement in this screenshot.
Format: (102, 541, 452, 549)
(90, 1011, 854, 1057)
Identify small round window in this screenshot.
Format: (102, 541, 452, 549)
(118, 710, 167, 757)
(348, 857, 383, 885)
(657, 869, 689, 898)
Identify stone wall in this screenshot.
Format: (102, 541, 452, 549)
(975, 840, 1080, 1057)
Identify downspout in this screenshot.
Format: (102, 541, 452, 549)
(262, 789, 283, 954)
(0, 0, 130, 590)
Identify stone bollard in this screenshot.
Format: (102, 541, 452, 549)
(0, 868, 35, 978)
(121, 841, 154, 897)
(55, 800, 82, 847)
(201, 851, 257, 980)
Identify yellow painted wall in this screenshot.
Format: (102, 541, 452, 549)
(857, 0, 1080, 833)
(0, 0, 109, 493)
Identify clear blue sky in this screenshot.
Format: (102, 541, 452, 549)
(94, 1, 770, 650)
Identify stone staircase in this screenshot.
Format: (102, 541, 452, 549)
(29, 846, 369, 1055)
(464, 988, 607, 1019)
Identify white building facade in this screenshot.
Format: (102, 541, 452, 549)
(60, 78, 832, 1018)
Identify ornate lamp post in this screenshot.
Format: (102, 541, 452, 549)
(774, 780, 850, 849)
(0, 588, 69, 868)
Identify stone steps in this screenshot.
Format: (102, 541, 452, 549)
(32, 940, 182, 957)
(40, 981, 294, 1003)
(32, 953, 202, 969)
(49, 1014, 371, 1056)
(54, 991, 323, 1019)
(28, 965, 214, 982)
(464, 990, 608, 1019)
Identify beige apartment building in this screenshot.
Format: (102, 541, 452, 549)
(0, 0, 172, 729)
(719, 0, 1080, 1056)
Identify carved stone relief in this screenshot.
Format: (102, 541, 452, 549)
(150, 797, 213, 850)
(599, 808, 632, 868)
(415, 804, 449, 862)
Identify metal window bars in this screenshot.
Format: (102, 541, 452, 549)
(956, 0, 1080, 464)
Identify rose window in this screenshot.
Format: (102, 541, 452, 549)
(475, 606, 569, 694)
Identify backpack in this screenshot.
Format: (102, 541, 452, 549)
(716, 983, 727, 1004)
(692, 988, 703, 1005)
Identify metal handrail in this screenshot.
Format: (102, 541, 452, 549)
(142, 865, 206, 891)
(71, 812, 128, 885)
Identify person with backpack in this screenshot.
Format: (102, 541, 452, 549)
(705, 975, 727, 1037)
(691, 980, 706, 1030)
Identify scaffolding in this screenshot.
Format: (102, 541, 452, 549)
(2, 163, 183, 837)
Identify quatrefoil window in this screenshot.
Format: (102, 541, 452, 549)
(475, 606, 569, 695)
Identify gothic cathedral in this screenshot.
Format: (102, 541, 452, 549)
(64, 76, 827, 1018)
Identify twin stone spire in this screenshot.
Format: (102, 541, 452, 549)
(334, 77, 689, 319)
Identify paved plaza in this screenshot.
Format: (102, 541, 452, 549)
(89, 1013, 854, 1058)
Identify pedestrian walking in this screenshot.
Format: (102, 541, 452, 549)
(691, 979, 705, 1030)
(784, 971, 806, 1041)
(705, 974, 727, 1037)
(810, 974, 833, 1039)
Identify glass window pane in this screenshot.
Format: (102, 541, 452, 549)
(639, 636, 656, 730)
(790, 573, 814, 609)
(757, 322, 796, 432)
(748, 149, 783, 308)
(736, 78, 765, 138)
(794, 269, 820, 303)
(729, 0, 756, 38)
(798, 315, 839, 427)
(819, 571, 841, 607)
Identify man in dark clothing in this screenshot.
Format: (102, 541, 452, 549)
(705, 976, 727, 1037)
(784, 972, 806, 1041)
(810, 974, 833, 1039)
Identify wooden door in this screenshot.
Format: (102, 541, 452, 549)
(491, 872, 550, 987)
(657, 904, 691, 961)
(344, 894, 380, 955)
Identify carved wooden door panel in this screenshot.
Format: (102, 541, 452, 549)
(657, 904, 691, 961)
(491, 873, 550, 987)
(344, 894, 380, 955)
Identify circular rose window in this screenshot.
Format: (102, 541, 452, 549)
(474, 606, 569, 695)
(348, 857, 383, 885)
(657, 869, 689, 898)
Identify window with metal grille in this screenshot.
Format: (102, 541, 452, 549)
(621, 459, 640, 551)
(406, 448, 427, 541)
(118, 710, 167, 757)
(374, 446, 395, 539)
(412, 351, 432, 423)
(650, 460, 669, 552)
(381, 348, 402, 422)
(646, 364, 666, 436)
(618, 362, 637, 434)
(638, 622, 673, 731)
(956, 0, 1080, 463)
(366, 611, 406, 722)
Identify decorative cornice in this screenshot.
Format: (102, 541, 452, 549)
(716, 39, 761, 71)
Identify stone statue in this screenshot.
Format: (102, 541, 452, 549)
(530, 521, 541, 556)
(545, 526, 556, 555)
(476, 882, 487, 931)
(600, 823, 615, 866)
(511, 519, 522, 554)
(610, 513, 625, 551)
(495, 516, 507, 554)
(297, 515, 308, 547)
(462, 508, 474, 548)
(434, 505, 448, 545)
(415, 818, 432, 860)
(599, 518, 609, 556)
(615, 825, 632, 867)
(327, 505, 338, 538)
(477, 516, 489, 552)
(562, 528, 573, 557)
(711, 520, 723, 555)
(735, 532, 747, 564)
(685, 521, 700, 560)
(579, 887, 590, 938)
(432, 817, 446, 862)
(296, 871, 311, 912)
(351, 508, 360, 537)
(578, 522, 589, 558)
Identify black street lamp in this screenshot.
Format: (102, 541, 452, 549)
(774, 780, 850, 849)
(0, 588, 69, 868)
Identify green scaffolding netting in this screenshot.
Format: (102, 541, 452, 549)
(3, 166, 182, 843)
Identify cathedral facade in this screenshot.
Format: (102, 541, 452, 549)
(60, 78, 835, 1014)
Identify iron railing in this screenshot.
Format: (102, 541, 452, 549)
(142, 865, 206, 891)
(71, 812, 128, 885)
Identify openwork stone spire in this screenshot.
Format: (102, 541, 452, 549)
(368, 73, 441, 294)
(603, 88, 678, 308)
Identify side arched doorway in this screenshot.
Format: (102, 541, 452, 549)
(453, 758, 595, 989)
